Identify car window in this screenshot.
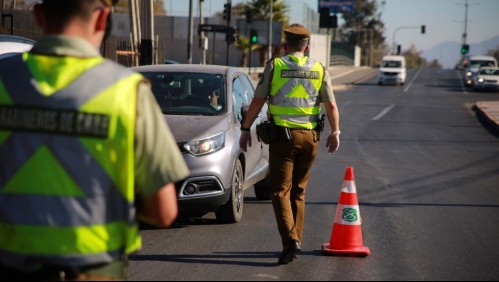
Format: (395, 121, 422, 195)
(471, 60, 497, 68)
(232, 76, 251, 122)
(382, 60, 402, 68)
(140, 71, 224, 115)
(479, 69, 499, 76)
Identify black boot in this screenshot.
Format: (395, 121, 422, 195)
(278, 240, 301, 265)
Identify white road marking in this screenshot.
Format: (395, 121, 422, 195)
(372, 104, 395, 121)
(403, 68, 423, 92)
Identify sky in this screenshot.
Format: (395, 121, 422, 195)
(164, 0, 499, 52)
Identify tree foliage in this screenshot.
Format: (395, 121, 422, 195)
(401, 44, 427, 68)
(486, 45, 499, 63)
(339, 0, 386, 49)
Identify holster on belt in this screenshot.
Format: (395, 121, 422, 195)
(315, 114, 326, 141)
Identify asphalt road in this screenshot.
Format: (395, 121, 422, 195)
(128, 68, 499, 281)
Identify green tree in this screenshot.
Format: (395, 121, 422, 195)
(339, 0, 386, 66)
(401, 44, 427, 68)
(234, 35, 260, 68)
(114, 0, 167, 15)
(486, 45, 499, 63)
(243, 0, 290, 65)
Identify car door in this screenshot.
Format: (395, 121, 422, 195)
(232, 74, 264, 185)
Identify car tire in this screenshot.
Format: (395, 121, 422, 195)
(216, 159, 244, 223)
(254, 174, 271, 201)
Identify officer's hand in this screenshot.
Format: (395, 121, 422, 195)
(239, 131, 252, 152)
(326, 133, 340, 154)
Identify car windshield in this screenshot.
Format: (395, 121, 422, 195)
(382, 60, 401, 68)
(140, 72, 225, 115)
(470, 60, 496, 68)
(479, 69, 499, 76)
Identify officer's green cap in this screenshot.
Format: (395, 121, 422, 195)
(283, 23, 311, 40)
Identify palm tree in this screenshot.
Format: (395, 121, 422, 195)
(234, 35, 260, 68)
(244, 0, 290, 65)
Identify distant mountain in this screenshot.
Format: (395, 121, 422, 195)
(421, 35, 499, 69)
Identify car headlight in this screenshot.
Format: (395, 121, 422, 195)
(466, 71, 472, 77)
(184, 131, 225, 156)
(478, 78, 484, 83)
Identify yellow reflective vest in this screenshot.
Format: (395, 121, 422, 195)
(269, 55, 325, 129)
(0, 53, 143, 270)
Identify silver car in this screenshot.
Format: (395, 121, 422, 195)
(132, 64, 270, 223)
(0, 35, 35, 59)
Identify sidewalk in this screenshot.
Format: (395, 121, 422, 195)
(474, 101, 499, 136)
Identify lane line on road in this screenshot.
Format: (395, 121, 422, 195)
(331, 68, 357, 80)
(403, 68, 423, 92)
(372, 104, 395, 121)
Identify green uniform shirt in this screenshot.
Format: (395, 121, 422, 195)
(254, 52, 336, 103)
(30, 35, 189, 196)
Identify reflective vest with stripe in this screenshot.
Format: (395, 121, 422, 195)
(269, 55, 324, 129)
(0, 53, 143, 270)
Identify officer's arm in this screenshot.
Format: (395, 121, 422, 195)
(137, 183, 178, 228)
(241, 97, 266, 129)
(134, 81, 189, 228)
(324, 101, 340, 134)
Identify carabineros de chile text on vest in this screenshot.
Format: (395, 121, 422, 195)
(0, 105, 110, 138)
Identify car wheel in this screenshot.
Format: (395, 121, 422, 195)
(254, 174, 271, 201)
(216, 159, 244, 223)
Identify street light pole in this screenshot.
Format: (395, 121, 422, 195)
(268, 0, 273, 60)
(392, 25, 425, 55)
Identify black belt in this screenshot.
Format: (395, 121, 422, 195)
(0, 264, 79, 281)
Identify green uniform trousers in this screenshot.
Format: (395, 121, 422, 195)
(269, 128, 319, 248)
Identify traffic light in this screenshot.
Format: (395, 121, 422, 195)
(397, 45, 401, 55)
(319, 7, 338, 29)
(461, 44, 470, 54)
(226, 26, 238, 44)
(421, 25, 426, 34)
(250, 29, 258, 44)
(245, 10, 252, 24)
(223, 3, 231, 23)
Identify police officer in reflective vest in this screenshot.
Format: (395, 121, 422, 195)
(0, 0, 189, 280)
(239, 23, 340, 265)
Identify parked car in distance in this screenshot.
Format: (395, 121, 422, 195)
(377, 55, 407, 86)
(464, 55, 498, 87)
(0, 34, 35, 59)
(472, 67, 499, 92)
(132, 64, 270, 223)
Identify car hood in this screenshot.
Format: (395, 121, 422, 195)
(380, 67, 403, 73)
(477, 74, 499, 81)
(164, 115, 230, 142)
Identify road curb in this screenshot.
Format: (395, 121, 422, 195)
(474, 101, 499, 137)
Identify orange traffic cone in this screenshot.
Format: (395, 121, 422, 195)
(322, 166, 370, 257)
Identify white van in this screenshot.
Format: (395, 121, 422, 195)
(378, 55, 407, 86)
(464, 55, 498, 87)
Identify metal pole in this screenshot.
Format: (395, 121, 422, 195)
(225, 0, 231, 66)
(199, 0, 206, 65)
(140, 0, 154, 65)
(187, 0, 193, 64)
(268, 0, 273, 60)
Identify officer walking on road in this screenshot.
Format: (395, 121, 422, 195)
(239, 23, 340, 265)
(0, 0, 189, 280)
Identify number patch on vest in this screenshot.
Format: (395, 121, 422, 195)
(0, 106, 110, 138)
(281, 70, 320, 79)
